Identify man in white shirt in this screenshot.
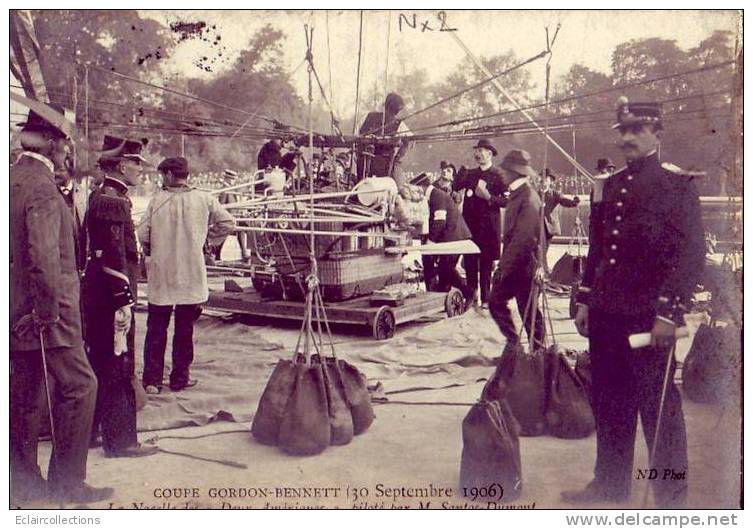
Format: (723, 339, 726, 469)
(138, 157, 235, 393)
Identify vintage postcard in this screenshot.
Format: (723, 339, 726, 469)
(7, 6, 743, 520)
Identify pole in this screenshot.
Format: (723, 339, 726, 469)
(39, 332, 58, 455)
(84, 65, 89, 169)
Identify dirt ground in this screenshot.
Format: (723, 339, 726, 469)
(17, 246, 742, 510)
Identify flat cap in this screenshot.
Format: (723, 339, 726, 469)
(157, 157, 189, 175)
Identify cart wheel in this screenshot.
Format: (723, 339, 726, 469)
(372, 306, 396, 340)
(445, 288, 465, 318)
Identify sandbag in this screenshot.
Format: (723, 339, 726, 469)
(278, 355, 331, 455)
(573, 350, 593, 400)
(251, 359, 297, 445)
(551, 252, 585, 286)
(682, 324, 741, 405)
(489, 347, 548, 437)
(459, 398, 522, 502)
(544, 349, 595, 439)
(338, 359, 375, 435)
(323, 357, 355, 445)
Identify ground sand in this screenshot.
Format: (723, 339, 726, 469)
(18, 246, 741, 509)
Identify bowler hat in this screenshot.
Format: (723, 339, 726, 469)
(612, 96, 663, 130)
(158, 157, 189, 176)
(18, 103, 69, 139)
(473, 138, 497, 157)
(596, 157, 616, 172)
(500, 149, 537, 178)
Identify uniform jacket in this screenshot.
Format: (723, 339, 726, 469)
(138, 184, 235, 306)
(426, 186, 472, 243)
(452, 165, 508, 259)
(577, 153, 705, 323)
(59, 178, 90, 270)
(541, 188, 579, 238)
(497, 180, 542, 279)
(82, 177, 138, 312)
(10, 154, 83, 351)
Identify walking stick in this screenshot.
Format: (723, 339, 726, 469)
(39, 331, 58, 455)
(641, 341, 678, 508)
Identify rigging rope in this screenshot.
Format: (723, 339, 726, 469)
(352, 10, 364, 136)
(406, 57, 737, 135)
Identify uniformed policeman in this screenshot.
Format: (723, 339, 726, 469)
(562, 98, 705, 507)
(82, 135, 158, 458)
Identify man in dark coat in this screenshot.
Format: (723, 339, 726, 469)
(358, 92, 412, 183)
(82, 135, 158, 459)
(452, 139, 509, 309)
(540, 168, 580, 271)
(488, 149, 545, 350)
(563, 98, 705, 508)
(10, 104, 111, 504)
(411, 172, 472, 292)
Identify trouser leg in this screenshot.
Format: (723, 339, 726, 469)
(479, 253, 495, 303)
(87, 309, 137, 454)
(637, 344, 689, 508)
(464, 254, 479, 301)
(10, 350, 46, 491)
(169, 304, 202, 388)
(489, 274, 519, 344)
(437, 255, 464, 292)
(142, 304, 173, 387)
(43, 343, 98, 488)
(513, 274, 545, 349)
(589, 311, 640, 498)
(422, 254, 437, 292)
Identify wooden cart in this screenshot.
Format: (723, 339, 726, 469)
(206, 286, 465, 340)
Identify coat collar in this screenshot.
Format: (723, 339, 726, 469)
(102, 175, 129, 195)
(626, 150, 659, 173)
(18, 151, 55, 174)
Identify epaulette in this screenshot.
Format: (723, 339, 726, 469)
(661, 162, 704, 182)
(661, 162, 685, 174)
(90, 192, 130, 221)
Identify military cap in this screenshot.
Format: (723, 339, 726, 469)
(473, 138, 498, 156)
(612, 96, 663, 130)
(596, 157, 616, 172)
(99, 134, 149, 164)
(158, 157, 189, 176)
(409, 172, 431, 186)
(18, 102, 69, 139)
(500, 149, 537, 178)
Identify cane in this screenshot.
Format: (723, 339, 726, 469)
(38, 331, 58, 455)
(640, 340, 677, 508)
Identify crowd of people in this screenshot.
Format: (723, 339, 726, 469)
(10, 92, 705, 509)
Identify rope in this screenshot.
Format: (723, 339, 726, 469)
(406, 58, 737, 135)
(352, 10, 364, 136)
(87, 64, 307, 132)
(325, 11, 336, 129)
(380, 11, 392, 135)
(360, 46, 550, 137)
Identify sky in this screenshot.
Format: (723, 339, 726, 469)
(140, 9, 739, 118)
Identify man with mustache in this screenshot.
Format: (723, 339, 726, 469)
(562, 97, 705, 508)
(452, 139, 508, 310)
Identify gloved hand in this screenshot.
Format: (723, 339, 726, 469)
(573, 195, 581, 204)
(114, 306, 132, 333)
(650, 317, 676, 349)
